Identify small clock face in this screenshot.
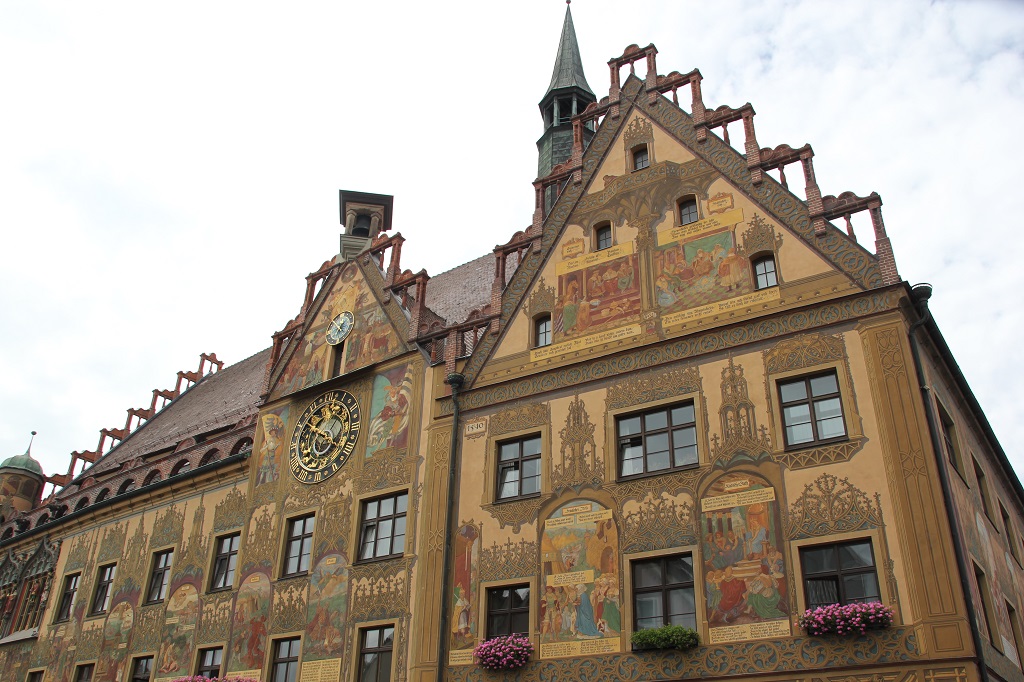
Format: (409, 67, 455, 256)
(289, 389, 361, 484)
(326, 311, 354, 346)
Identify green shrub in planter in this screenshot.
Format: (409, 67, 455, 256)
(630, 625, 699, 651)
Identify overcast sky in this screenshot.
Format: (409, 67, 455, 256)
(2, 0, 1023, 489)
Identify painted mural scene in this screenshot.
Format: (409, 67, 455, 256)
(0, 6, 1021, 682)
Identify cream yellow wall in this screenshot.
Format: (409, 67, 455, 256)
(587, 112, 698, 194)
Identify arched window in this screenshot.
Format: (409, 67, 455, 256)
(678, 197, 698, 226)
(632, 145, 649, 171)
(534, 314, 552, 348)
(36, 514, 50, 527)
(231, 438, 254, 456)
(753, 255, 778, 289)
(143, 470, 162, 487)
(75, 497, 90, 512)
(117, 479, 135, 496)
(199, 449, 220, 467)
(94, 488, 110, 503)
(594, 223, 612, 251)
(1, 527, 12, 540)
(171, 460, 191, 477)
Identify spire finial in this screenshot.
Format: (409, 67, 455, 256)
(25, 431, 37, 456)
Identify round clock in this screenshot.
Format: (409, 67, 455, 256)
(288, 389, 361, 484)
(326, 311, 354, 346)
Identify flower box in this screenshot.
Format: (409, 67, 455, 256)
(474, 633, 534, 671)
(798, 602, 895, 636)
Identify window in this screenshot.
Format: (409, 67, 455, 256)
(210, 533, 240, 591)
(171, 460, 191, 476)
(146, 550, 173, 603)
(632, 146, 649, 171)
(55, 573, 80, 622)
(678, 198, 698, 226)
(358, 625, 394, 682)
(270, 637, 301, 682)
(1000, 503, 1023, 565)
(753, 255, 778, 289)
(595, 223, 612, 251)
(974, 563, 1000, 650)
(486, 584, 530, 637)
(75, 665, 94, 682)
(282, 514, 315, 577)
(972, 456, 994, 520)
(800, 540, 880, 609)
(9, 573, 47, 633)
(27, 672, 44, 682)
(1007, 601, 1024, 669)
(632, 554, 695, 631)
(778, 372, 846, 448)
(496, 436, 541, 501)
(90, 564, 116, 615)
(196, 647, 223, 679)
(534, 315, 552, 348)
(358, 492, 408, 562)
(117, 479, 135, 495)
(130, 657, 153, 682)
(617, 402, 698, 478)
(938, 404, 965, 476)
(94, 488, 110, 503)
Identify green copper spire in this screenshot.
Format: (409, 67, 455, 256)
(545, 3, 593, 97)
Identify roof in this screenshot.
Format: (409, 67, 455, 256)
(0, 453, 43, 477)
(545, 5, 593, 97)
(425, 251, 519, 326)
(75, 348, 271, 480)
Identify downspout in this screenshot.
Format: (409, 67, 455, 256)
(437, 373, 465, 681)
(906, 283, 989, 682)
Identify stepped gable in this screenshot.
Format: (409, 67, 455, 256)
(78, 348, 269, 477)
(425, 252, 519, 325)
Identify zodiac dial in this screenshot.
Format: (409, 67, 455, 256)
(288, 389, 361, 484)
(326, 311, 354, 346)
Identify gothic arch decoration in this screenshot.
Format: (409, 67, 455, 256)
(711, 357, 772, 467)
(0, 538, 60, 638)
(700, 471, 790, 644)
(450, 522, 481, 660)
(622, 116, 655, 166)
(621, 491, 697, 554)
(738, 213, 784, 260)
(553, 395, 602, 491)
(479, 536, 539, 583)
(151, 504, 185, 549)
(538, 498, 621, 659)
(524, 277, 556, 322)
(176, 501, 210, 578)
(214, 487, 248, 532)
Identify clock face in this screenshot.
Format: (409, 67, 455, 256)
(288, 389, 361, 484)
(326, 311, 354, 346)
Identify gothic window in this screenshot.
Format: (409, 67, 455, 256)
(90, 563, 116, 615)
(486, 584, 530, 637)
(55, 573, 80, 622)
(800, 540, 880, 609)
(210, 533, 240, 591)
(496, 436, 542, 501)
(632, 145, 649, 171)
(595, 223, 613, 251)
(358, 492, 408, 562)
(534, 315, 552, 349)
(270, 637, 301, 682)
(678, 197, 698, 226)
(146, 550, 173, 603)
(282, 514, 315, 577)
(632, 554, 695, 630)
(358, 626, 394, 682)
(753, 255, 778, 289)
(778, 372, 846, 448)
(617, 402, 698, 478)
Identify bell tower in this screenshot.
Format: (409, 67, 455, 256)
(537, 1, 595, 202)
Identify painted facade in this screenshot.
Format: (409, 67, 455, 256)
(0, 9, 1022, 682)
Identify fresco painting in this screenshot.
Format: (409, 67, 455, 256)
(539, 500, 622, 659)
(700, 473, 789, 644)
(366, 363, 415, 457)
(156, 583, 199, 678)
(305, 553, 349, 660)
(345, 303, 401, 372)
(230, 570, 272, 672)
(555, 254, 640, 342)
(450, 524, 480, 662)
(98, 600, 134, 681)
(654, 228, 752, 313)
(255, 407, 288, 487)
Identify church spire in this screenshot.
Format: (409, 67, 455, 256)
(544, 3, 593, 98)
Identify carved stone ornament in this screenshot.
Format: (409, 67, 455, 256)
(98, 522, 127, 563)
(177, 502, 210, 575)
(64, 534, 92, 573)
(786, 473, 884, 540)
(605, 365, 701, 411)
(243, 505, 279, 571)
(214, 486, 249, 532)
(553, 396, 603, 491)
(739, 213, 783, 257)
(272, 577, 309, 633)
(151, 504, 185, 549)
(479, 537, 540, 582)
(199, 591, 234, 644)
(621, 492, 697, 553)
(524, 277, 556, 321)
(489, 402, 550, 437)
(349, 557, 412, 622)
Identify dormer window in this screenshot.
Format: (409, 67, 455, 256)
(679, 197, 698, 226)
(535, 315, 552, 348)
(753, 255, 778, 289)
(633, 146, 650, 171)
(595, 223, 612, 251)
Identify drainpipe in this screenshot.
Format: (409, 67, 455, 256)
(905, 283, 989, 682)
(437, 373, 465, 681)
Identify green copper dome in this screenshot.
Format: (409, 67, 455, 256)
(0, 453, 44, 476)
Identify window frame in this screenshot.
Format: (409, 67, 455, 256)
(357, 624, 395, 682)
(777, 370, 848, 450)
(485, 583, 531, 639)
(533, 315, 552, 349)
(677, 197, 699, 226)
(798, 538, 881, 610)
(631, 145, 650, 171)
(89, 563, 116, 616)
(281, 513, 316, 578)
(357, 491, 409, 564)
(74, 664, 95, 682)
(269, 636, 301, 682)
(1007, 599, 1024, 670)
(26, 671, 45, 682)
(938, 401, 967, 479)
(130, 656, 154, 682)
(972, 455, 996, 524)
(1000, 502, 1023, 567)
(145, 548, 174, 604)
(209, 532, 241, 592)
(195, 646, 223, 679)
(495, 434, 542, 502)
(973, 562, 1002, 651)
(752, 254, 778, 290)
(615, 400, 700, 481)
(55, 572, 80, 623)
(630, 553, 696, 633)
(594, 222, 613, 251)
